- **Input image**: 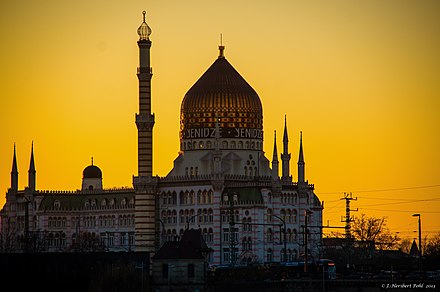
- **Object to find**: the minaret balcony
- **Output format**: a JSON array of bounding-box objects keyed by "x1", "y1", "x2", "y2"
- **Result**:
[{"x1": 137, "y1": 67, "x2": 152, "y2": 74}]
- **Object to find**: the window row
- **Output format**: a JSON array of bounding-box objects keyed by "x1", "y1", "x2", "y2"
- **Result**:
[
  {"x1": 266, "y1": 209, "x2": 298, "y2": 224},
  {"x1": 48, "y1": 217, "x2": 67, "y2": 228},
  {"x1": 161, "y1": 190, "x2": 214, "y2": 206},
  {"x1": 83, "y1": 197, "x2": 134, "y2": 209},
  {"x1": 161, "y1": 209, "x2": 215, "y2": 226},
  {"x1": 182, "y1": 140, "x2": 262, "y2": 151},
  {"x1": 70, "y1": 214, "x2": 134, "y2": 228}
]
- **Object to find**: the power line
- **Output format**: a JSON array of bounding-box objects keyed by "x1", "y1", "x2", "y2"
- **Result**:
[
  {"x1": 359, "y1": 207, "x2": 440, "y2": 214},
  {"x1": 319, "y1": 184, "x2": 440, "y2": 195},
  {"x1": 357, "y1": 196, "x2": 440, "y2": 201},
  {"x1": 360, "y1": 198, "x2": 440, "y2": 207}
]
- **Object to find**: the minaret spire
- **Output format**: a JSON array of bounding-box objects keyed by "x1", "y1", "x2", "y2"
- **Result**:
[
  {"x1": 11, "y1": 143, "x2": 18, "y2": 192},
  {"x1": 28, "y1": 141, "x2": 36, "y2": 190},
  {"x1": 271, "y1": 130, "x2": 279, "y2": 180},
  {"x1": 281, "y1": 115, "x2": 291, "y2": 183},
  {"x1": 298, "y1": 131, "x2": 305, "y2": 183}
]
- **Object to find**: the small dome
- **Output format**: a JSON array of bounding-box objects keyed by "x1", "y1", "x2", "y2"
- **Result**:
[{"x1": 83, "y1": 165, "x2": 102, "y2": 179}]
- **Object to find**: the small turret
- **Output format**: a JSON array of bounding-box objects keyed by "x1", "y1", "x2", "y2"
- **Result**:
[
  {"x1": 298, "y1": 132, "x2": 305, "y2": 183},
  {"x1": 271, "y1": 130, "x2": 279, "y2": 180},
  {"x1": 11, "y1": 144, "x2": 18, "y2": 192},
  {"x1": 28, "y1": 142, "x2": 36, "y2": 190},
  {"x1": 281, "y1": 116, "x2": 291, "y2": 183}
]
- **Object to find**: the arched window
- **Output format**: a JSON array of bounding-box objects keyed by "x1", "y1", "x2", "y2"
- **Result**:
[
  {"x1": 197, "y1": 191, "x2": 202, "y2": 204},
  {"x1": 179, "y1": 191, "x2": 184, "y2": 205},
  {"x1": 208, "y1": 190, "x2": 213, "y2": 203},
  {"x1": 172, "y1": 192, "x2": 177, "y2": 204},
  {"x1": 208, "y1": 228, "x2": 213, "y2": 242},
  {"x1": 201, "y1": 190, "x2": 207, "y2": 204},
  {"x1": 203, "y1": 209, "x2": 208, "y2": 223},
  {"x1": 179, "y1": 210, "x2": 184, "y2": 223},
  {"x1": 197, "y1": 209, "x2": 202, "y2": 224},
  {"x1": 190, "y1": 191, "x2": 195, "y2": 204},
  {"x1": 172, "y1": 210, "x2": 177, "y2": 223}
]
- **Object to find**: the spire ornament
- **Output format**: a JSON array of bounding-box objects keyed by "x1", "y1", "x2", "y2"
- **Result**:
[
  {"x1": 137, "y1": 11, "x2": 152, "y2": 41},
  {"x1": 218, "y1": 33, "x2": 225, "y2": 58}
]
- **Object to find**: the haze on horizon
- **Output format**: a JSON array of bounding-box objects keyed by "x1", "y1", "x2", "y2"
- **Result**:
[{"x1": 0, "y1": 0, "x2": 439, "y2": 239}]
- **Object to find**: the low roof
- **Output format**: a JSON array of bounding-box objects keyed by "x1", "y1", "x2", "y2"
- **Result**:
[{"x1": 153, "y1": 229, "x2": 212, "y2": 260}]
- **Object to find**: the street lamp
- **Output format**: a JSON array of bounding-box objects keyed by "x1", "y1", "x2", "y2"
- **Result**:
[
  {"x1": 412, "y1": 214, "x2": 422, "y2": 262},
  {"x1": 412, "y1": 214, "x2": 421, "y2": 257},
  {"x1": 273, "y1": 214, "x2": 287, "y2": 263}
]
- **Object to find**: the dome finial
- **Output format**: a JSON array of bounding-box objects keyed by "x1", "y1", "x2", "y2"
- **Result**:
[
  {"x1": 91, "y1": 157, "x2": 94, "y2": 166},
  {"x1": 137, "y1": 11, "x2": 152, "y2": 41},
  {"x1": 218, "y1": 33, "x2": 225, "y2": 58}
]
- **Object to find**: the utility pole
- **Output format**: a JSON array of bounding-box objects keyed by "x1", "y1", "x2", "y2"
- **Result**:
[
  {"x1": 340, "y1": 193, "x2": 358, "y2": 271},
  {"x1": 340, "y1": 193, "x2": 358, "y2": 240}
]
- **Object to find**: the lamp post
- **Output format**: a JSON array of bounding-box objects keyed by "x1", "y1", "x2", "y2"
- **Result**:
[
  {"x1": 273, "y1": 214, "x2": 287, "y2": 263},
  {"x1": 412, "y1": 214, "x2": 422, "y2": 269}
]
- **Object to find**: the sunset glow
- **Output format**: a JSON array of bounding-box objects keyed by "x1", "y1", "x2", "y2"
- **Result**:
[{"x1": 1, "y1": 0, "x2": 439, "y2": 238}]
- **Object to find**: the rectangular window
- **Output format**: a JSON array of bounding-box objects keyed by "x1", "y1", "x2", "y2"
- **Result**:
[
  {"x1": 223, "y1": 251, "x2": 230, "y2": 262},
  {"x1": 120, "y1": 233, "x2": 126, "y2": 246},
  {"x1": 188, "y1": 264, "x2": 195, "y2": 278},
  {"x1": 162, "y1": 264, "x2": 168, "y2": 278}
]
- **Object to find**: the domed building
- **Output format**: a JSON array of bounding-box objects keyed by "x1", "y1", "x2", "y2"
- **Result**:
[
  {"x1": 151, "y1": 43, "x2": 323, "y2": 265},
  {"x1": 0, "y1": 12, "x2": 323, "y2": 265}
]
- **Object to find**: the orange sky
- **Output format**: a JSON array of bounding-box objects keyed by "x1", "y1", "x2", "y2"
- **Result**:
[{"x1": 1, "y1": 0, "x2": 439, "y2": 239}]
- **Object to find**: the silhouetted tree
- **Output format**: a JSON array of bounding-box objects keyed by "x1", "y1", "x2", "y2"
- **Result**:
[
  {"x1": 425, "y1": 233, "x2": 440, "y2": 257},
  {"x1": 351, "y1": 214, "x2": 399, "y2": 250}
]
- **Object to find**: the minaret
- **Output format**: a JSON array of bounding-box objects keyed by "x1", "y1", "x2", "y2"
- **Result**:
[
  {"x1": 11, "y1": 144, "x2": 18, "y2": 192},
  {"x1": 281, "y1": 115, "x2": 291, "y2": 183},
  {"x1": 136, "y1": 11, "x2": 154, "y2": 177},
  {"x1": 298, "y1": 131, "x2": 305, "y2": 183},
  {"x1": 133, "y1": 11, "x2": 157, "y2": 254},
  {"x1": 28, "y1": 142, "x2": 36, "y2": 190},
  {"x1": 271, "y1": 130, "x2": 279, "y2": 180}
]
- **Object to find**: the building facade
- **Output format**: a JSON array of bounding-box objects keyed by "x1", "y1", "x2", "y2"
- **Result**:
[{"x1": 0, "y1": 12, "x2": 323, "y2": 265}]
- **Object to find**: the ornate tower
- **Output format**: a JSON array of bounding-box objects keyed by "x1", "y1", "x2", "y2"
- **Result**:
[
  {"x1": 11, "y1": 144, "x2": 18, "y2": 192},
  {"x1": 281, "y1": 116, "x2": 291, "y2": 183},
  {"x1": 28, "y1": 142, "x2": 36, "y2": 190},
  {"x1": 133, "y1": 11, "x2": 158, "y2": 253}
]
